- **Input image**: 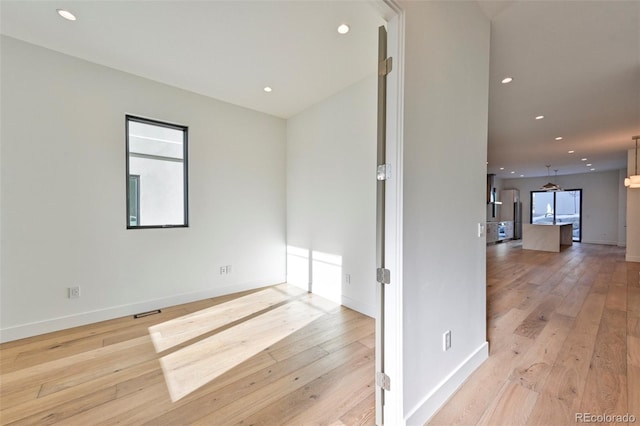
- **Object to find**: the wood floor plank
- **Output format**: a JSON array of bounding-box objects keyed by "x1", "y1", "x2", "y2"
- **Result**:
[
  {"x1": 526, "y1": 292, "x2": 606, "y2": 425},
  {"x1": 1, "y1": 285, "x2": 374, "y2": 426},
  {"x1": 189, "y1": 342, "x2": 370, "y2": 425},
  {"x1": 508, "y1": 312, "x2": 574, "y2": 392},
  {"x1": 475, "y1": 381, "x2": 538, "y2": 426},
  {"x1": 267, "y1": 310, "x2": 367, "y2": 362},
  {"x1": 240, "y1": 346, "x2": 373, "y2": 425},
  {"x1": 1, "y1": 336, "x2": 152, "y2": 401},
  {"x1": 427, "y1": 334, "x2": 534, "y2": 425},
  {"x1": 555, "y1": 274, "x2": 595, "y2": 317},
  {"x1": 148, "y1": 286, "x2": 291, "y2": 353},
  {"x1": 1, "y1": 355, "x2": 159, "y2": 423},
  {"x1": 513, "y1": 294, "x2": 563, "y2": 339},
  {"x1": 6, "y1": 387, "x2": 117, "y2": 426},
  {"x1": 281, "y1": 360, "x2": 374, "y2": 425},
  {"x1": 83, "y1": 350, "x2": 279, "y2": 426},
  {"x1": 136, "y1": 346, "x2": 326, "y2": 426},
  {"x1": 2, "y1": 244, "x2": 634, "y2": 426},
  {"x1": 338, "y1": 389, "x2": 375, "y2": 426},
  {"x1": 431, "y1": 242, "x2": 634, "y2": 426},
  {"x1": 579, "y1": 308, "x2": 628, "y2": 419},
  {"x1": 628, "y1": 364, "x2": 640, "y2": 422}
]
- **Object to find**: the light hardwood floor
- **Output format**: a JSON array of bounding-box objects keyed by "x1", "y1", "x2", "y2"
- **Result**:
[
  {"x1": 1, "y1": 242, "x2": 637, "y2": 425},
  {"x1": 430, "y1": 241, "x2": 639, "y2": 425},
  {"x1": 0, "y1": 285, "x2": 376, "y2": 425}
]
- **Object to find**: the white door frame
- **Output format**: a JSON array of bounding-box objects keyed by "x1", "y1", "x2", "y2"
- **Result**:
[{"x1": 375, "y1": 1, "x2": 404, "y2": 424}]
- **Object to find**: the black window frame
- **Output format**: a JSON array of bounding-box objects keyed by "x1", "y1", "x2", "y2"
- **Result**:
[
  {"x1": 530, "y1": 189, "x2": 582, "y2": 242},
  {"x1": 125, "y1": 115, "x2": 189, "y2": 229},
  {"x1": 128, "y1": 174, "x2": 140, "y2": 226}
]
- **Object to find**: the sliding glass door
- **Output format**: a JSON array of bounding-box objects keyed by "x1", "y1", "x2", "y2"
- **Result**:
[{"x1": 531, "y1": 189, "x2": 582, "y2": 242}]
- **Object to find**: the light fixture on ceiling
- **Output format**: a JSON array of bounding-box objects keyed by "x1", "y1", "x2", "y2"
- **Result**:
[
  {"x1": 263, "y1": 86, "x2": 272, "y2": 93},
  {"x1": 535, "y1": 115, "x2": 544, "y2": 120},
  {"x1": 501, "y1": 77, "x2": 513, "y2": 84},
  {"x1": 337, "y1": 24, "x2": 350, "y2": 34},
  {"x1": 624, "y1": 135, "x2": 640, "y2": 189},
  {"x1": 56, "y1": 9, "x2": 76, "y2": 21},
  {"x1": 555, "y1": 136, "x2": 563, "y2": 141},
  {"x1": 540, "y1": 165, "x2": 563, "y2": 191}
]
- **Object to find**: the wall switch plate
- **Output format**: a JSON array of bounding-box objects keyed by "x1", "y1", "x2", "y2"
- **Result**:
[
  {"x1": 478, "y1": 223, "x2": 485, "y2": 238},
  {"x1": 443, "y1": 330, "x2": 451, "y2": 351},
  {"x1": 226, "y1": 265, "x2": 232, "y2": 274},
  {"x1": 345, "y1": 274, "x2": 351, "y2": 284},
  {"x1": 68, "y1": 286, "x2": 80, "y2": 299}
]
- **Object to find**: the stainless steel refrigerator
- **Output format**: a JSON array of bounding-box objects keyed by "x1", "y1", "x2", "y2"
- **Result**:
[{"x1": 500, "y1": 189, "x2": 522, "y2": 240}]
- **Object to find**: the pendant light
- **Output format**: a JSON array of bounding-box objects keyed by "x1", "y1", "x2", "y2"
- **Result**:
[
  {"x1": 624, "y1": 135, "x2": 640, "y2": 189},
  {"x1": 541, "y1": 165, "x2": 563, "y2": 191}
]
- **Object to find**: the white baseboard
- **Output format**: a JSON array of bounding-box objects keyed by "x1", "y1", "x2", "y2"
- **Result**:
[
  {"x1": 626, "y1": 254, "x2": 640, "y2": 263},
  {"x1": 405, "y1": 341, "x2": 489, "y2": 426},
  {"x1": 581, "y1": 239, "x2": 618, "y2": 246},
  {"x1": 341, "y1": 295, "x2": 376, "y2": 319},
  {"x1": 0, "y1": 278, "x2": 284, "y2": 343}
]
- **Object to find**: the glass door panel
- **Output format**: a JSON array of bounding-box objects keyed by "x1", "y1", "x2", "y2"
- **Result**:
[
  {"x1": 556, "y1": 190, "x2": 581, "y2": 241},
  {"x1": 531, "y1": 191, "x2": 555, "y2": 225},
  {"x1": 530, "y1": 189, "x2": 582, "y2": 242}
]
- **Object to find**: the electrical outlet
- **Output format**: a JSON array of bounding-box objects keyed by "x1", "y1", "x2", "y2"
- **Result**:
[
  {"x1": 443, "y1": 330, "x2": 451, "y2": 351},
  {"x1": 68, "y1": 286, "x2": 80, "y2": 299},
  {"x1": 478, "y1": 223, "x2": 485, "y2": 238}
]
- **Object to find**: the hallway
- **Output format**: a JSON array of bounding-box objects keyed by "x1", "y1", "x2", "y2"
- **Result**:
[{"x1": 430, "y1": 242, "x2": 639, "y2": 425}]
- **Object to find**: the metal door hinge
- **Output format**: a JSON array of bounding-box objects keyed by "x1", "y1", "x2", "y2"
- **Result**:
[
  {"x1": 376, "y1": 372, "x2": 391, "y2": 391},
  {"x1": 377, "y1": 164, "x2": 391, "y2": 181},
  {"x1": 378, "y1": 57, "x2": 393, "y2": 76},
  {"x1": 377, "y1": 268, "x2": 391, "y2": 285}
]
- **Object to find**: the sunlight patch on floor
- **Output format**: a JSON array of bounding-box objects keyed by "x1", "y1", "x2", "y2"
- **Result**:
[
  {"x1": 152, "y1": 289, "x2": 338, "y2": 402},
  {"x1": 148, "y1": 287, "x2": 292, "y2": 353}
]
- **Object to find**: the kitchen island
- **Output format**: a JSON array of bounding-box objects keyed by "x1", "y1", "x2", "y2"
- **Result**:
[{"x1": 522, "y1": 223, "x2": 573, "y2": 252}]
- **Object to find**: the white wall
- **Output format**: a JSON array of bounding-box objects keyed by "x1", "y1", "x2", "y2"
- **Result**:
[
  {"x1": 286, "y1": 74, "x2": 377, "y2": 316},
  {"x1": 399, "y1": 1, "x2": 490, "y2": 423},
  {"x1": 627, "y1": 148, "x2": 640, "y2": 261},
  {"x1": 618, "y1": 169, "x2": 627, "y2": 247},
  {"x1": 0, "y1": 37, "x2": 287, "y2": 341},
  {"x1": 502, "y1": 169, "x2": 624, "y2": 245}
]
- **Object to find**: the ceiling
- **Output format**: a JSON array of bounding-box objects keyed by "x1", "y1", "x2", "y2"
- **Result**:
[
  {"x1": 1, "y1": 1, "x2": 639, "y2": 179},
  {"x1": 484, "y1": 0, "x2": 640, "y2": 178},
  {"x1": 0, "y1": 0, "x2": 385, "y2": 119}
]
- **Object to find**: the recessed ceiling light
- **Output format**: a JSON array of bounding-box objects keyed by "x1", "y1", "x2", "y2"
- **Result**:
[
  {"x1": 499, "y1": 167, "x2": 505, "y2": 170},
  {"x1": 535, "y1": 115, "x2": 544, "y2": 120},
  {"x1": 568, "y1": 150, "x2": 575, "y2": 154},
  {"x1": 586, "y1": 163, "x2": 592, "y2": 167},
  {"x1": 263, "y1": 86, "x2": 272, "y2": 93},
  {"x1": 581, "y1": 158, "x2": 587, "y2": 161},
  {"x1": 337, "y1": 24, "x2": 350, "y2": 34},
  {"x1": 520, "y1": 174, "x2": 524, "y2": 177},
  {"x1": 510, "y1": 171, "x2": 515, "y2": 174},
  {"x1": 590, "y1": 168, "x2": 596, "y2": 171},
  {"x1": 555, "y1": 136, "x2": 563, "y2": 141},
  {"x1": 501, "y1": 77, "x2": 513, "y2": 84},
  {"x1": 56, "y1": 9, "x2": 76, "y2": 21}
]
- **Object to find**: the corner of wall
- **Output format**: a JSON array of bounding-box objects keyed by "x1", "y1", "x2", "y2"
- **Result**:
[{"x1": 405, "y1": 342, "x2": 489, "y2": 425}]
